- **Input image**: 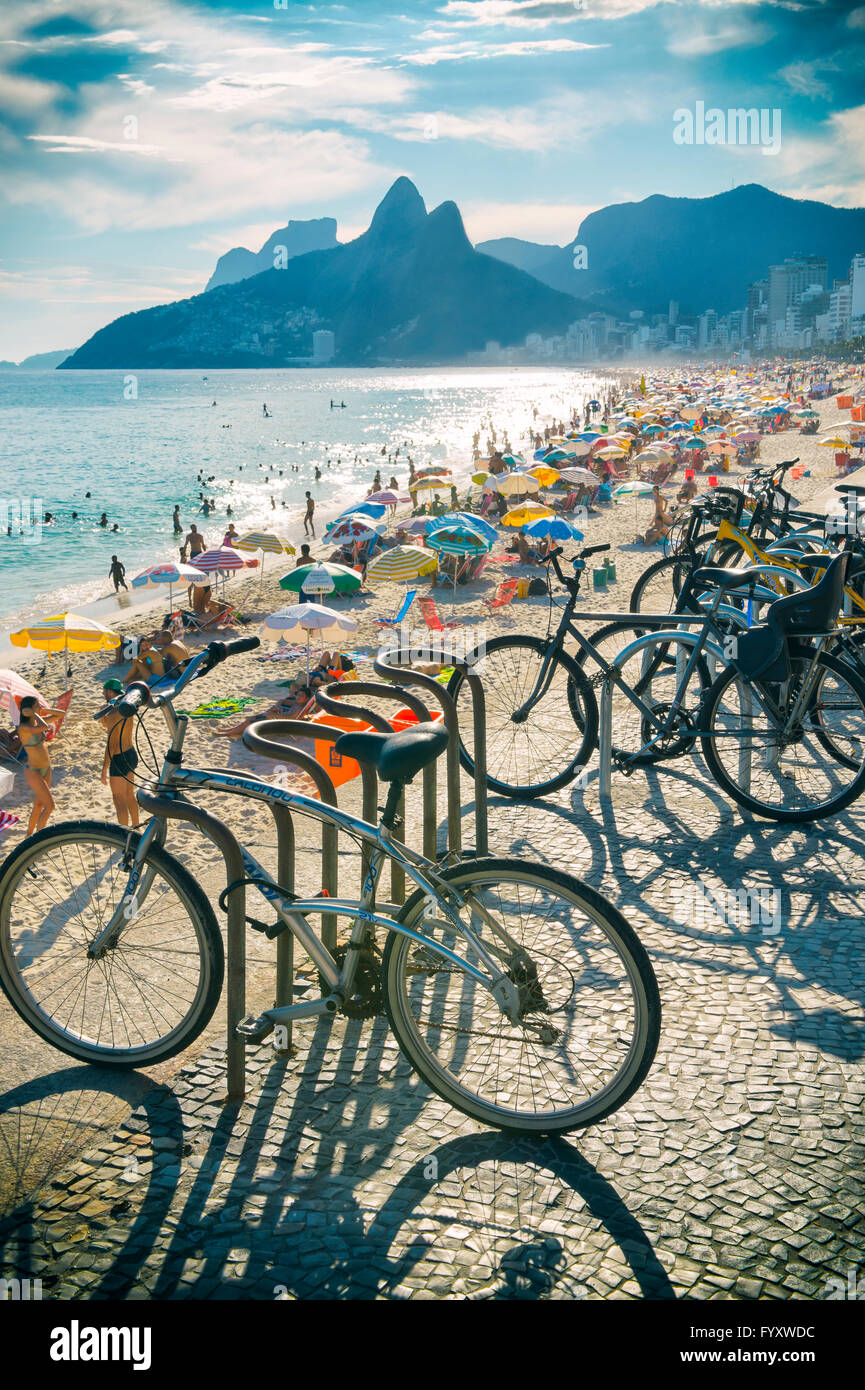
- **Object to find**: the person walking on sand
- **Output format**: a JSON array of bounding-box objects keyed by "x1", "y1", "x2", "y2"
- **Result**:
[
  {"x1": 18, "y1": 695, "x2": 64, "y2": 835},
  {"x1": 99, "y1": 678, "x2": 141, "y2": 829},
  {"x1": 304, "y1": 492, "x2": 315, "y2": 537},
  {"x1": 109, "y1": 555, "x2": 128, "y2": 592}
]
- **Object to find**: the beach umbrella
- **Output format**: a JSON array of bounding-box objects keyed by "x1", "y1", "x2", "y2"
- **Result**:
[
  {"x1": 332, "y1": 501, "x2": 386, "y2": 522},
  {"x1": 259, "y1": 603, "x2": 358, "y2": 675},
  {"x1": 131, "y1": 560, "x2": 209, "y2": 611},
  {"x1": 559, "y1": 466, "x2": 598, "y2": 486},
  {"x1": 328, "y1": 515, "x2": 381, "y2": 546},
  {"x1": 10, "y1": 614, "x2": 119, "y2": 672},
  {"x1": 365, "y1": 491, "x2": 400, "y2": 506},
  {"x1": 194, "y1": 547, "x2": 246, "y2": 573},
  {"x1": 427, "y1": 511, "x2": 498, "y2": 545},
  {"x1": 0, "y1": 669, "x2": 45, "y2": 721},
  {"x1": 497, "y1": 471, "x2": 541, "y2": 495},
  {"x1": 529, "y1": 466, "x2": 561, "y2": 487},
  {"x1": 521, "y1": 517, "x2": 584, "y2": 541},
  {"x1": 280, "y1": 562, "x2": 361, "y2": 596},
  {"x1": 732, "y1": 430, "x2": 761, "y2": 443},
  {"x1": 401, "y1": 516, "x2": 434, "y2": 534},
  {"x1": 819, "y1": 437, "x2": 850, "y2": 449},
  {"x1": 426, "y1": 524, "x2": 490, "y2": 601},
  {"x1": 231, "y1": 531, "x2": 295, "y2": 589},
  {"x1": 594, "y1": 446, "x2": 627, "y2": 459},
  {"x1": 472, "y1": 470, "x2": 493, "y2": 486},
  {"x1": 501, "y1": 504, "x2": 554, "y2": 528},
  {"x1": 367, "y1": 546, "x2": 438, "y2": 582}
]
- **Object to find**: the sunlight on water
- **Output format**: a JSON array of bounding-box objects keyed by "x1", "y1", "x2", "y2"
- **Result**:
[{"x1": 0, "y1": 366, "x2": 612, "y2": 625}]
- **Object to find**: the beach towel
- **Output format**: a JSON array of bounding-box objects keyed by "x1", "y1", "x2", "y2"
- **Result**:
[
  {"x1": 179, "y1": 697, "x2": 263, "y2": 720},
  {"x1": 0, "y1": 810, "x2": 19, "y2": 833}
]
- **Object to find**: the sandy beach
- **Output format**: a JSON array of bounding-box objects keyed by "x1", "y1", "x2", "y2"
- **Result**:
[{"x1": 0, "y1": 366, "x2": 862, "y2": 846}]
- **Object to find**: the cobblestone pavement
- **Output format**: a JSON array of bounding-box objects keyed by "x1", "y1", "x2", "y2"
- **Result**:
[{"x1": 1, "y1": 748, "x2": 864, "y2": 1300}]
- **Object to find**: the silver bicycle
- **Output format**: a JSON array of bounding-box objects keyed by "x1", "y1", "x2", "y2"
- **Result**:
[{"x1": 0, "y1": 638, "x2": 660, "y2": 1134}]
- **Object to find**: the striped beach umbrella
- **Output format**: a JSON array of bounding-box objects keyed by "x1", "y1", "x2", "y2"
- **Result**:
[
  {"x1": 232, "y1": 531, "x2": 295, "y2": 588},
  {"x1": 131, "y1": 560, "x2": 208, "y2": 612},
  {"x1": 193, "y1": 547, "x2": 246, "y2": 572},
  {"x1": 367, "y1": 546, "x2": 438, "y2": 582},
  {"x1": 10, "y1": 613, "x2": 119, "y2": 655},
  {"x1": 260, "y1": 603, "x2": 358, "y2": 674},
  {"x1": 497, "y1": 471, "x2": 541, "y2": 496},
  {"x1": 279, "y1": 562, "x2": 361, "y2": 595},
  {"x1": 427, "y1": 512, "x2": 498, "y2": 545}
]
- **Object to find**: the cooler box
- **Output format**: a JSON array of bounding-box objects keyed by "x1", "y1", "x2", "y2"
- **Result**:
[
  {"x1": 851, "y1": 406, "x2": 863, "y2": 422},
  {"x1": 310, "y1": 707, "x2": 444, "y2": 787},
  {"x1": 0, "y1": 766, "x2": 14, "y2": 801},
  {"x1": 516, "y1": 578, "x2": 531, "y2": 598},
  {"x1": 837, "y1": 395, "x2": 853, "y2": 409}
]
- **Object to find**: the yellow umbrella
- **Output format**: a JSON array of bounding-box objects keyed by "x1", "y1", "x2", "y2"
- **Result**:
[
  {"x1": 10, "y1": 613, "x2": 119, "y2": 654},
  {"x1": 529, "y1": 466, "x2": 561, "y2": 486},
  {"x1": 501, "y1": 504, "x2": 554, "y2": 527},
  {"x1": 819, "y1": 437, "x2": 849, "y2": 449}
]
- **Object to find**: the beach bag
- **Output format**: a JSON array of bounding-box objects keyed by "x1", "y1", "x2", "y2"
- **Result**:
[{"x1": 528, "y1": 578, "x2": 547, "y2": 596}]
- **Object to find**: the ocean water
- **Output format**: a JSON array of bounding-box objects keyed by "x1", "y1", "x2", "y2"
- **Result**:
[{"x1": 0, "y1": 366, "x2": 612, "y2": 628}]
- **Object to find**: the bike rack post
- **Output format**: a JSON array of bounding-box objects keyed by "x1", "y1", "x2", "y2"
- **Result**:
[
  {"x1": 436, "y1": 658, "x2": 488, "y2": 856},
  {"x1": 315, "y1": 681, "x2": 440, "y2": 897},
  {"x1": 598, "y1": 671, "x2": 614, "y2": 801},
  {"x1": 242, "y1": 721, "x2": 339, "y2": 953},
  {"x1": 137, "y1": 787, "x2": 249, "y2": 1100},
  {"x1": 374, "y1": 648, "x2": 463, "y2": 858},
  {"x1": 268, "y1": 800, "x2": 295, "y2": 1055}
]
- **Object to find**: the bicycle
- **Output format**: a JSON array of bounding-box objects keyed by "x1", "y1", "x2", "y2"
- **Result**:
[
  {"x1": 0, "y1": 637, "x2": 660, "y2": 1136},
  {"x1": 448, "y1": 545, "x2": 865, "y2": 822}
]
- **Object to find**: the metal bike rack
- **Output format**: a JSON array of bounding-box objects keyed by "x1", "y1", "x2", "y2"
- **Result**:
[{"x1": 373, "y1": 647, "x2": 467, "y2": 858}]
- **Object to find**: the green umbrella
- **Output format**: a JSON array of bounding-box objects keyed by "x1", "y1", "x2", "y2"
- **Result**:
[{"x1": 279, "y1": 562, "x2": 361, "y2": 595}]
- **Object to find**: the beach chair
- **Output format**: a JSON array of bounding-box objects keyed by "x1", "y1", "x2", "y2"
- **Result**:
[
  {"x1": 552, "y1": 491, "x2": 578, "y2": 513},
  {"x1": 483, "y1": 578, "x2": 518, "y2": 614},
  {"x1": 474, "y1": 492, "x2": 495, "y2": 517},
  {"x1": 373, "y1": 589, "x2": 417, "y2": 628},
  {"x1": 418, "y1": 597, "x2": 459, "y2": 632},
  {"x1": 181, "y1": 601, "x2": 244, "y2": 635}
]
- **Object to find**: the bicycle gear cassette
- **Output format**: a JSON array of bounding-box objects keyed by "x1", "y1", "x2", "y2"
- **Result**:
[{"x1": 321, "y1": 943, "x2": 385, "y2": 1020}]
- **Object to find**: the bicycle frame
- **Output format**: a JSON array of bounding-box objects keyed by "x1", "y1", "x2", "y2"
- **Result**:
[
  {"x1": 709, "y1": 518, "x2": 865, "y2": 622},
  {"x1": 87, "y1": 706, "x2": 528, "y2": 1028}
]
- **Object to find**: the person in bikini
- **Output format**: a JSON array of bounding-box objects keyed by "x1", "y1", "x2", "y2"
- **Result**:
[
  {"x1": 99, "y1": 678, "x2": 141, "y2": 828},
  {"x1": 637, "y1": 485, "x2": 674, "y2": 546},
  {"x1": 18, "y1": 695, "x2": 65, "y2": 835}
]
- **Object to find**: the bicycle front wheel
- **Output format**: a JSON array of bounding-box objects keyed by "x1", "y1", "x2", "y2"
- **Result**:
[
  {"x1": 448, "y1": 635, "x2": 598, "y2": 799},
  {"x1": 700, "y1": 653, "x2": 865, "y2": 822},
  {"x1": 384, "y1": 859, "x2": 660, "y2": 1134},
  {"x1": 0, "y1": 821, "x2": 224, "y2": 1066}
]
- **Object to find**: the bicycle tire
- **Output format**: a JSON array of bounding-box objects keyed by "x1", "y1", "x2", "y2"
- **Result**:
[
  {"x1": 383, "y1": 858, "x2": 661, "y2": 1135},
  {"x1": 448, "y1": 635, "x2": 598, "y2": 799},
  {"x1": 0, "y1": 821, "x2": 224, "y2": 1066},
  {"x1": 700, "y1": 652, "x2": 865, "y2": 823},
  {"x1": 629, "y1": 555, "x2": 694, "y2": 615}
]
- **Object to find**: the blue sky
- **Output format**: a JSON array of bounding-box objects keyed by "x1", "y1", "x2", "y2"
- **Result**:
[{"x1": 1, "y1": 0, "x2": 863, "y2": 358}]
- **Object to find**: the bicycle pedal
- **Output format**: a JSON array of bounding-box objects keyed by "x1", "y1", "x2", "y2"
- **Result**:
[{"x1": 235, "y1": 1014, "x2": 275, "y2": 1044}]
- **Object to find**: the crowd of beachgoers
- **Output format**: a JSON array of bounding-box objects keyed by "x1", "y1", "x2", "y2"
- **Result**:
[{"x1": 1, "y1": 356, "x2": 863, "y2": 842}]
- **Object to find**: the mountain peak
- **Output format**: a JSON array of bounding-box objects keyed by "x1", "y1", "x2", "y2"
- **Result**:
[{"x1": 367, "y1": 177, "x2": 427, "y2": 239}]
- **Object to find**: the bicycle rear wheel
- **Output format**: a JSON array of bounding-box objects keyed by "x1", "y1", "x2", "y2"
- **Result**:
[
  {"x1": 0, "y1": 821, "x2": 223, "y2": 1066},
  {"x1": 448, "y1": 635, "x2": 598, "y2": 798},
  {"x1": 384, "y1": 859, "x2": 660, "y2": 1134},
  {"x1": 700, "y1": 653, "x2": 865, "y2": 822}
]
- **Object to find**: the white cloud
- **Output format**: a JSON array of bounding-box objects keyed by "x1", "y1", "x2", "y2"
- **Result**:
[
  {"x1": 760, "y1": 104, "x2": 865, "y2": 207},
  {"x1": 28, "y1": 134, "x2": 168, "y2": 158},
  {"x1": 779, "y1": 59, "x2": 834, "y2": 101},
  {"x1": 401, "y1": 37, "x2": 605, "y2": 64},
  {"x1": 666, "y1": 17, "x2": 772, "y2": 58}
]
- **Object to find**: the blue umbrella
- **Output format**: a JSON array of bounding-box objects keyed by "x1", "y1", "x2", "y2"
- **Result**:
[
  {"x1": 521, "y1": 517, "x2": 585, "y2": 541},
  {"x1": 426, "y1": 511, "x2": 497, "y2": 545},
  {"x1": 334, "y1": 501, "x2": 385, "y2": 521}
]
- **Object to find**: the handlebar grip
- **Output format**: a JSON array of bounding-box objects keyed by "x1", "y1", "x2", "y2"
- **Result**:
[
  {"x1": 583, "y1": 543, "x2": 610, "y2": 558},
  {"x1": 223, "y1": 635, "x2": 261, "y2": 657},
  {"x1": 117, "y1": 681, "x2": 152, "y2": 718},
  {"x1": 206, "y1": 636, "x2": 262, "y2": 667}
]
